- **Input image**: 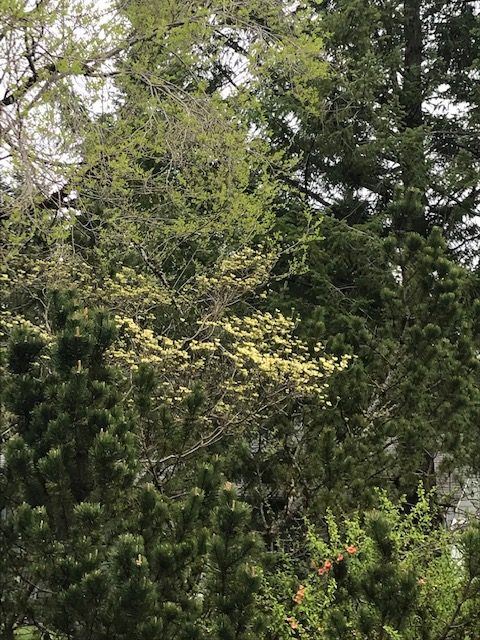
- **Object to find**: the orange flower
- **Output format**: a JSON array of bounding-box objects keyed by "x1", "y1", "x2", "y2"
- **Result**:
[
  {"x1": 293, "y1": 585, "x2": 305, "y2": 604},
  {"x1": 346, "y1": 544, "x2": 358, "y2": 555},
  {"x1": 286, "y1": 616, "x2": 299, "y2": 630},
  {"x1": 337, "y1": 553, "x2": 344, "y2": 562},
  {"x1": 318, "y1": 559, "x2": 333, "y2": 576}
]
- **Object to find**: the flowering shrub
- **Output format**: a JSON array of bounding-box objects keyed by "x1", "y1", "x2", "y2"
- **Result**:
[{"x1": 262, "y1": 488, "x2": 480, "y2": 640}]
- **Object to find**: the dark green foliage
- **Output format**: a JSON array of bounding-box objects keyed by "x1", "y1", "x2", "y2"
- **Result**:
[
  {"x1": 0, "y1": 299, "x2": 263, "y2": 640},
  {"x1": 1, "y1": 0, "x2": 480, "y2": 636},
  {"x1": 206, "y1": 484, "x2": 263, "y2": 640},
  {"x1": 234, "y1": 0, "x2": 480, "y2": 531}
]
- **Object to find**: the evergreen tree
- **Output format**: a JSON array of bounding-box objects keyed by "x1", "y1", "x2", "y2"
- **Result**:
[
  {"x1": 233, "y1": 0, "x2": 480, "y2": 528},
  {"x1": 1, "y1": 1, "x2": 480, "y2": 634},
  {"x1": 0, "y1": 294, "x2": 263, "y2": 639},
  {"x1": 254, "y1": 0, "x2": 479, "y2": 247}
]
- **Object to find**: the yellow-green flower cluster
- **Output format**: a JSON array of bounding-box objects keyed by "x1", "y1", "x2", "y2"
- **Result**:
[
  {"x1": 108, "y1": 309, "x2": 349, "y2": 413},
  {"x1": 108, "y1": 315, "x2": 189, "y2": 373},
  {"x1": 3, "y1": 254, "x2": 170, "y2": 326},
  {"x1": 194, "y1": 246, "x2": 277, "y2": 297},
  {"x1": 219, "y1": 311, "x2": 350, "y2": 399},
  {"x1": 0, "y1": 311, "x2": 51, "y2": 343},
  {"x1": 102, "y1": 267, "x2": 171, "y2": 314},
  {"x1": 2, "y1": 253, "x2": 97, "y2": 302}
]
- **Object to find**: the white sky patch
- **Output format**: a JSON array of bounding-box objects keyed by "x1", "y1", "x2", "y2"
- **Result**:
[{"x1": 424, "y1": 84, "x2": 471, "y2": 120}]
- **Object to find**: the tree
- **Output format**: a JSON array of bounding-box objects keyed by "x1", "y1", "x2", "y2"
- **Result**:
[
  {"x1": 0, "y1": 293, "x2": 265, "y2": 639},
  {"x1": 2, "y1": 1, "x2": 480, "y2": 635},
  {"x1": 1, "y1": 0, "x2": 323, "y2": 277},
  {"x1": 253, "y1": 0, "x2": 479, "y2": 246},
  {"x1": 237, "y1": 0, "x2": 480, "y2": 523}
]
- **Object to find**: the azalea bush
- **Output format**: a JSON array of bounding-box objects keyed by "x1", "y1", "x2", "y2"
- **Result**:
[{"x1": 262, "y1": 488, "x2": 480, "y2": 640}]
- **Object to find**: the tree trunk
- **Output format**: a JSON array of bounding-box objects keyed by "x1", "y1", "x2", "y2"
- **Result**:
[
  {"x1": 0, "y1": 626, "x2": 15, "y2": 640},
  {"x1": 397, "y1": 0, "x2": 427, "y2": 235},
  {"x1": 403, "y1": 0, "x2": 423, "y2": 131}
]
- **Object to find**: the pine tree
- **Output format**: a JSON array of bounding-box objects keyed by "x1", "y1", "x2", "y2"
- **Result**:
[
  {"x1": 206, "y1": 482, "x2": 263, "y2": 640},
  {"x1": 0, "y1": 293, "x2": 264, "y2": 639},
  {"x1": 234, "y1": 0, "x2": 480, "y2": 529}
]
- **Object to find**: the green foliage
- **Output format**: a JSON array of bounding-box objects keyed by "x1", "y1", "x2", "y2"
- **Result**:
[
  {"x1": 0, "y1": 299, "x2": 263, "y2": 639},
  {"x1": 1, "y1": 0, "x2": 480, "y2": 636},
  {"x1": 263, "y1": 489, "x2": 480, "y2": 640},
  {"x1": 263, "y1": 223, "x2": 480, "y2": 512}
]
